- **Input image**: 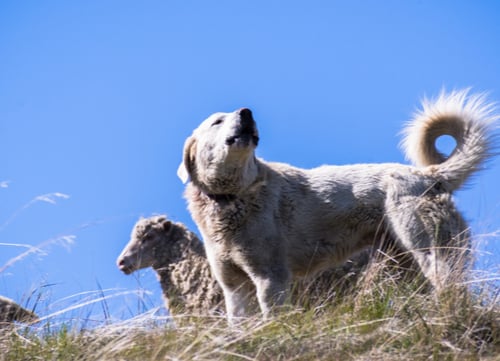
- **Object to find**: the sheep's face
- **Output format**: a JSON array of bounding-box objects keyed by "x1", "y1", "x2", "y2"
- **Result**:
[{"x1": 117, "y1": 216, "x2": 172, "y2": 274}]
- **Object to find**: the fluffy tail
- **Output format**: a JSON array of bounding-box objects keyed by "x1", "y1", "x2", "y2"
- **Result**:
[{"x1": 401, "y1": 89, "x2": 498, "y2": 191}]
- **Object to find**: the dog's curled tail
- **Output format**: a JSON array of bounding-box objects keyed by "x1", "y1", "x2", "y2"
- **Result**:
[{"x1": 401, "y1": 89, "x2": 498, "y2": 190}]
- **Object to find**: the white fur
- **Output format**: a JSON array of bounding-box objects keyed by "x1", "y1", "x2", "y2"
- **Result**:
[{"x1": 178, "y1": 91, "x2": 497, "y2": 322}]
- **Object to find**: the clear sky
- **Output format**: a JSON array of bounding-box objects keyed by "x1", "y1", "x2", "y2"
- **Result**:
[{"x1": 1, "y1": 1, "x2": 499, "y2": 326}]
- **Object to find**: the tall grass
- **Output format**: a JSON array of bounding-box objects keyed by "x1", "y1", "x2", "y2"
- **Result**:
[
  {"x1": 1, "y1": 256, "x2": 498, "y2": 361},
  {"x1": 1, "y1": 185, "x2": 498, "y2": 360}
]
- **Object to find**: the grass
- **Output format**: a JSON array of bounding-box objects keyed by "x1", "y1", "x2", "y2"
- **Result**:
[
  {"x1": 1, "y1": 261, "x2": 498, "y2": 361},
  {"x1": 1, "y1": 188, "x2": 498, "y2": 360}
]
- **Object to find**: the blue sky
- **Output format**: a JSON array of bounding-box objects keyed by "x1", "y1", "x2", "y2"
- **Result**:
[{"x1": 1, "y1": 1, "x2": 499, "y2": 325}]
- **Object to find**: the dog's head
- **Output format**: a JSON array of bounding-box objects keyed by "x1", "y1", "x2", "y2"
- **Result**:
[{"x1": 177, "y1": 108, "x2": 260, "y2": 195}]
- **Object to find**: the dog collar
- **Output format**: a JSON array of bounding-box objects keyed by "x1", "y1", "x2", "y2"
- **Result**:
[{"x1": 206, "y1": 193, "x2": 237, "y2": 202}]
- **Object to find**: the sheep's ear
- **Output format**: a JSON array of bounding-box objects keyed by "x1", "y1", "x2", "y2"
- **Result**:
[
  {"x1": 163, "y1": 220, "x2": 172, "y2": 232},
  {"x1": 177, "y1": 136, "x2": 197, "y2": 184}
]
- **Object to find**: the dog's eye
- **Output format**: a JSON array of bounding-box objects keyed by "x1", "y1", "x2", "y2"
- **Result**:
[{"x1": 211, "y1": 118, "x2": 223, "y2": 126}]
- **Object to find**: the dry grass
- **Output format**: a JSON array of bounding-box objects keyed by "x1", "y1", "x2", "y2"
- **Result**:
[
  {"x1": 1, "y1": 258, "x2": 498, "y2": 361},
  {"x1": 1, "y1": 189, "x2": 498, "y2": 360}
]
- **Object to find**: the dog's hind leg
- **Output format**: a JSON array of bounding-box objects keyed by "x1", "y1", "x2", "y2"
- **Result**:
[{"x1": 385, "y1": 194, "x2": 455, "y2": 290}]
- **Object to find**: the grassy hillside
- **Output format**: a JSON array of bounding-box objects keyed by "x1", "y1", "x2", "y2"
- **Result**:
[{"x1": 1, "y1": 262, "x2": 498, "y2": 361}]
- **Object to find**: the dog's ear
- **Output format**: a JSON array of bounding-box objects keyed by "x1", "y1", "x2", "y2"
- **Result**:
[{"x1": 177, "y1": 135, "x2": 197, "y2": 184}]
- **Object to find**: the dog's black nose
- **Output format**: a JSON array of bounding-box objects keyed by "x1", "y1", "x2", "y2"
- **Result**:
[
  {"x1": 226, "y1": 107, "x2": 258, "y2": 147},
  {"x1": 238, "y1": 108, "x2": 254, "y2": 125}
]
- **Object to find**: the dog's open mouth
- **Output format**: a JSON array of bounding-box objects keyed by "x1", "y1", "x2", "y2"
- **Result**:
[{"x1": 226, "y1": 132, "x2": 260, "y2": 147}]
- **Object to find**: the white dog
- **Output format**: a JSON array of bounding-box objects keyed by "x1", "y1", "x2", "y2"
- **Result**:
[{"x1": 178, "y1": 90, "x2": 497, "y2": 322}]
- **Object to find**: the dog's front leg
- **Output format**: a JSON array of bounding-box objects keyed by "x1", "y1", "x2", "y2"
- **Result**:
[
  {"x1": 246, "y1": 266, "x2": 290, "y2": 319},
  {"x1": 211, "y1": 260, "x2": 255, "y2": 324},
  {"x1": 222, "y1": 285, "x2": 253, "y2": 324}
]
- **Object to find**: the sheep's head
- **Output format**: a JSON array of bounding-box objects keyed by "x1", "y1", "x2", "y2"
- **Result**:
[{"x1": 117, "y1": 215, "x2": 173, "y2": 274}]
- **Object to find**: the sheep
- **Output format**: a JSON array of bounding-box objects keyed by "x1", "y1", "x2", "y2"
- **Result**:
[
  {"x1": 0, "y1": 295, "x2": 39, "y2": 326},
  {"x1": 117, "y1": 216, "x2": 225, "y2": 315},
  {"x1": 117, "y1": 215, "x2": 378, "y2": 316}
]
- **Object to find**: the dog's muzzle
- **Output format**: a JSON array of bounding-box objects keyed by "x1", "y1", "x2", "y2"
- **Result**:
[{"x1": 225, "y1": 108, "x2": 260, "y2": 147}]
